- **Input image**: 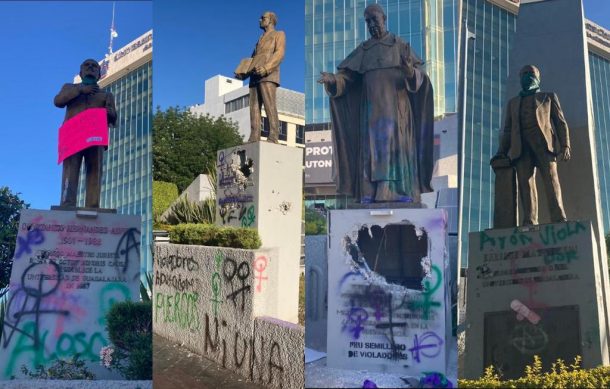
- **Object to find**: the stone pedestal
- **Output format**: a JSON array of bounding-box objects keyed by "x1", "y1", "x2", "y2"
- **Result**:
[
  {"x1": 0, "y1": 209, "x2": 141, "y2": 379},
  {"x1": 304, "y1": 235, "x2": 328, "y2": 352},
  {"x1": 326, "y1": 208, "x2": 450, "y2": 375},
  {"x1": 215, "y1": 141, "x2": 303, "y2": 323},
  {"x1": 464, "y1": 221, "x2": 608, "y2": 379},
  {"x1": 154, "y1": 243, "x2": 304, "y2": 389}
]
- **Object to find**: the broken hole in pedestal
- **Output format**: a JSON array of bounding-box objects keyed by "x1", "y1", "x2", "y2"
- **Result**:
[
  {"x1": 346, "y1": 223, "x2": 428, "y2": 290},
  {"x1": 235, "y1": 150, "x2": 254, "y2": 177}
]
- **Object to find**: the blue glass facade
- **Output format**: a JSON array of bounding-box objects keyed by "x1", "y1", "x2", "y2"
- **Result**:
[
  {"x1": 78, "y1": 61, "x2": 153, "y2": 279},
  {"x1": 590, "y1": 52, "x2": 610, "y2": 232},
  {"x1": 458, "y1": 0, "x2": 516, "y2": 267},
  {"x1": 305, "y1": 0, "x2": 458, "y2": 126}
]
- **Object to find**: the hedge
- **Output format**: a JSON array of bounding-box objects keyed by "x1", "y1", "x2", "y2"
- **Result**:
[
  {"x1": 459, "y1": 356, "x2": 610, "y2": 388},
  {"x1": 168, "y1": 223, "x2": 261, "y2": 249},
  {"x1": 105, "y1": 301, "x2": 152, "y2": 380},
  {"x1": 152, "y1": 181, "x2": 179, "y2": 220}
]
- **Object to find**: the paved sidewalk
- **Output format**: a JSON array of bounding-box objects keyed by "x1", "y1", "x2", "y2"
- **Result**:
[{"x1": 153, "y1": 334, "x2": 266, "y2": 389}]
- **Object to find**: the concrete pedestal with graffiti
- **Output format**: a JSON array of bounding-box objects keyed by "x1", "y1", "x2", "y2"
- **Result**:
[
  {"x1": 0, "y1": 209, "x2": 141, "y2": 379},
  {"x1": 215, "y1": 141, "x2": 303, "y2": 324},
  {"x1": 153, "y1": 243, "x2": 304, "y2": 389},
  {"x1": 463, "y1": 221, "x2": 609, "y2": 379},
  {"x1": 326, "y1": 208, "x2": 451, "y2": 375}
]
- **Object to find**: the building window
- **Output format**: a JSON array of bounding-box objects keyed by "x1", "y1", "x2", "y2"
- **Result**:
[
  {"x1": 296, "y1": 124, "x2": 305, "y2": 144},
  {"x1": 261, "y1": 116, "x2": 270, "y2": 138},
  {"x1": 225, "y1": 95, "x2": 249, "y2": 114},
  {"x1": 280, "y1": 121, "x2": 288, "y2": 141}
]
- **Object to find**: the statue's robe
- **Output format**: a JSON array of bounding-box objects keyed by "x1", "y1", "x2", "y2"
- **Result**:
[{"x1": 325, "y1": 32, "x2": 434, "y2": 202}]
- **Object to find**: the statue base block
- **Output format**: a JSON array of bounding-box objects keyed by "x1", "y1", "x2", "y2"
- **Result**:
[
  {"x1": 0, "y1": 208, "x2": 141, "y2": 379},
  {"x1": 326, "y1": 208, "x2": 451, "y2": 376},
  {"x1": 215, "y1": 141, "x2": 303, "y2": 323},
  {"x1": 464, "y1": 221, "x2": 609, "y2": 379}
]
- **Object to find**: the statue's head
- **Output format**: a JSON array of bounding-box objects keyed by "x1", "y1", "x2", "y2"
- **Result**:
[
  {"x1": 259, "y1": 11, "x2": 277, "y2": 29},
  {"x1": 79, "y1": 59, "x2": 101, "y2": 83},
  {"x1": 519, "y1": 64, "x2": 541, "y2": 92},
  {"x1": 364, "y1": 4, "x2": 387, "y2": 39}
]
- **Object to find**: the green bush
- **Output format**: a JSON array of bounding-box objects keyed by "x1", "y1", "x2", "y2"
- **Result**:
[
  {"x1": 20, "y1": 355, "x2": 94, "y2": 380},
  {"x1": 305, "y1": 207, "x2": 327, "y2": 235},
  {"x1": 152, "y1": 181, "x2": 179, "y2": 221},
  {"x1": 105, "y1": 301, "x2": 152, "y2": 380},
  {"x1": 459, "y1": 355, "x2": 610, "y2": 388},
  {"x1": 169, "y1": 223, "x2": 261, "y2": 249}
]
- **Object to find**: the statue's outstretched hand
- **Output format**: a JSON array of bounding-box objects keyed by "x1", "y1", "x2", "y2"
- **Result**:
[
  {"x1": 560, "y1": 146, "x2": 571, "y2": 161},
  {"x1": 317, "y1": 72, "x2": 336, "y2": 86}
]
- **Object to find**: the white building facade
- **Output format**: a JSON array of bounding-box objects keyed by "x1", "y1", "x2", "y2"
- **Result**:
[{"x1": 190, "y1": 75, "x2": 305, "y2": 147}]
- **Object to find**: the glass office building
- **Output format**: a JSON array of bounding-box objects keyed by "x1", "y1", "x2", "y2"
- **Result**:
[
  {"x1": 590, "y1": 51, "x2": 610, "y2": 232},
  {"x1": 77, "y1": 31, "x2": 153, "y2": 279},
  {"x1": 458, "y1": 2, "x2": 610, "y2": 268},
  {"x1": 458, "y1": 0, "x2": 516, "y2": 267}
]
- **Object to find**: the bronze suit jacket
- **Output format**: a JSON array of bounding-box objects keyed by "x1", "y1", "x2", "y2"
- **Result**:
[
  {"x1": 54, "y1": 83, "x2": 117, "y2": 127},
  {"x1": 249, "y1": 30, "x2": 286, "y2": 87},
  {"x1": 498, "y1": 92, "x2": 570, "y2": 161}
]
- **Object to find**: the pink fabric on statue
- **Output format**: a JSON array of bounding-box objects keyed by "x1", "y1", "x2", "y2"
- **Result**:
[{"x1": 57, "y1": 108, "x2": 108, "y2": 164}]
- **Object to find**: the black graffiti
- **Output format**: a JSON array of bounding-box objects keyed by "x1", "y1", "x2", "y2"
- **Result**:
[
  {"x1": 202, "y1": 313, "x2": 285, "y2": 385},
  {"x1": 2, "y1": 261, "x2": 70, "y2": 349},
  {"x1": 114, "y1": 228, "x2": 140, "y2": 273},
  {"x1": 157, "y1": 255, "x2": 200, "y2": 272},
  {"x1": 374, "y1": 293, "x2": 407, "y2": 360},
  {"x1": 268, "y1": 341, "x2": 284, "y2": 385},
  {"x1": 223, "y1": 258, "x2": 251, "y2": 312},
  {"x1": 155, "y1": 271, "x2": 196, "y2": 292},
  {"x1": 219, "y1": 206, "x2": 239, "y2": 225}
]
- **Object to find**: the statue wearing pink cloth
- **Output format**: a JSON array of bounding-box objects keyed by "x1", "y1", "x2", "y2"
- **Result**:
[{"x1": 54, "y1": 59, "x2": 117, "y2": 208}]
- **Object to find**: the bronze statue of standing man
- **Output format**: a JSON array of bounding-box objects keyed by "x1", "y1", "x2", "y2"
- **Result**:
[
  {"x1": 235, "y1": 11, "x2": 285, "y2": 143},
  {"x1": 493, "y1": 65, "x2": 570, "y2": 225},
  {"x1": 54, "y1": 59, "x2": 117, "y2": 208}
]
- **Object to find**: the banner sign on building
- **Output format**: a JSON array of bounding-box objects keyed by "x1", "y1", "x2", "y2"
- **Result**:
[{"x1": 304, "y1": 140, "x2": 333, "y2": 184}]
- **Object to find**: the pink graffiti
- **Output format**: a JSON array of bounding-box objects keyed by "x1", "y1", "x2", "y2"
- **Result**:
[
  {"x1": 510, "y1": 299, "x2": 541, "y2": 324},
  {"x1": 508, "y1": 242, "x2": 549, "y2": 312},
  {"x1": 254, "y1": 255, "x2": 268, "y2": 292}
]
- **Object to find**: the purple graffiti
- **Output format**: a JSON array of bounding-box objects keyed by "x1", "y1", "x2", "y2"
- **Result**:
[
  {"x1": 408, "y1": 331, "x2": 443, "y2": 363},
  {"x1": 14, "y1": 228, "x2": 45, "y2": 259},
  {"x1": 347, "y1": 306, "x2": 368, "y2": 339},
  {"x1": 419, "y1": 372, "x2": 453, "y2": 388}
]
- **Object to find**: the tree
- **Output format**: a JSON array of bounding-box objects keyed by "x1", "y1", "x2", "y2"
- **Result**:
[
  {"x1": 153, "y1": 107, "x2": 243, "y2": 192},
  {"x1": 0, "y1": 187, "x2": 29, "y2": 288}
]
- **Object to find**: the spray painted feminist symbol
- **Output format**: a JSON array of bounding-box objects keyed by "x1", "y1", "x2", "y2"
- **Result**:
[
  {"x1": 223, "y1": 258, "x2": 251, "y2": 312},
  {"x1": 510, "y1": 323, "x2": 548, "y2": 354},
  {"x1": 14, "y1": 228, "x2": 45, "y2": 260},
  {"x1": 114, "y1": 228, "x2": 140, "y2": 273},
  {"x1": 210, "y1": 252, "x2": 223, "y2": 316},
  {"x1": 253, "y1": 255, "x2": 268, "y2": 292},
  {"x1": 2, "y1": 261, "x2": 70, "y2": 349},
  {"x1": 409, "y1": 265, "x2": 442, "y2": 320},
  {"x1": 408, "y1": 331, "x2": 444, "y2": 363},
  {"x1": 346, "y1": 304, "x2": 368, "y2": 339}
]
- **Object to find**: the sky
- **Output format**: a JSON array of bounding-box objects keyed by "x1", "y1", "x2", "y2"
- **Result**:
[
  {"x1": 153, "y1": 0, "x2": 305, "y2": 109},
  {"x1": 0, "y1": 0, "x2": 608, "y2": 209},
  {"x1": 0, "y1": 1, "x2": 152, "y2": 209}
]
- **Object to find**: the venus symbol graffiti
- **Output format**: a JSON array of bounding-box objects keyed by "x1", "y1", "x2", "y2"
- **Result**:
[{"x1": 0, "y1": 209, "x2": 141, "y2": 379}]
